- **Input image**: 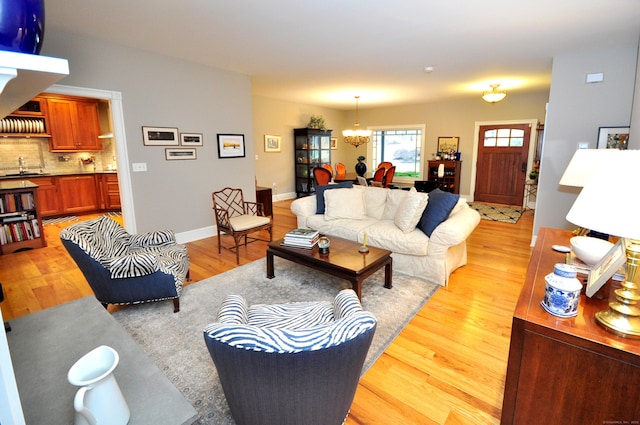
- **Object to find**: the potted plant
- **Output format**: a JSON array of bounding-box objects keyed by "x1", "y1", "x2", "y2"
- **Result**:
[
  {"x1": 529, "y1": 170, "x2": 539, "y2": 181},
  {"x1": 355, "y1": 156, "x2": 367, "y2": 176},
  {"x1": 307, "y1": 115, "x2": 326, "y2": 130}
]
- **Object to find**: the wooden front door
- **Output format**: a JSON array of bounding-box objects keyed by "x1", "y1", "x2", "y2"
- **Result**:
[{"x1": 474, "y1": 123, "x2": 531, "y2": 205}]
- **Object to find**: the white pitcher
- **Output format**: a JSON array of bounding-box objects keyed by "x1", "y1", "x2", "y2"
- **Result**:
[{"x1": 67, "y1": 345, "x2": 130, "y2": 425}]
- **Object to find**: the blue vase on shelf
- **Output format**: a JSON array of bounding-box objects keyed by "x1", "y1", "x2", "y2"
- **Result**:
[{"x1": 0, "y1": 0, "x2": 45, "y2": 54}]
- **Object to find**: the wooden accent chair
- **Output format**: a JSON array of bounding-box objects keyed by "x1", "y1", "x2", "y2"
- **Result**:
[
  {"x1": 212, "y1": 187, "x2": 272, "y2": 264},
  {"x1": 335, "y1": 162, "x2": 347, "y2": 180},
  {"x1": 313, "y1": 167, "x2": 332, "y2": 186},
  {"x1": 383, "y1": 166, "x2": 396, "y2": 188}
]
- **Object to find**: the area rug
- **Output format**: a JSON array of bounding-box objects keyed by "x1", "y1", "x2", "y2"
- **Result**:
[
  {"x1": 468, "y1": 202, "x2": 523, "y2": 224},
  {"x1": 42, "y1": 215, "x2": 80, "y2": 225},
  {"x1": 112, "y1": 257, "x2": 438, "y2": 425}
]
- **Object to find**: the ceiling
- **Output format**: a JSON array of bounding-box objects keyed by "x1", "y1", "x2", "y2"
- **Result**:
[{"x1": 46, "y1": 0, "x2": 640, "y2": 109}]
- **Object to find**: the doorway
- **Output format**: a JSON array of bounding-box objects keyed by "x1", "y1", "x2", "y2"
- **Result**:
[{"x1": 473, "y1": 122, "x2": 533, "y2": 206}]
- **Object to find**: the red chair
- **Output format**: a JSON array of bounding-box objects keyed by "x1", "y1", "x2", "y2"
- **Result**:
[
  {"x1": 335, "y1": 163, "x2": 347, "y2": 180},
  {"x1": 383, "y1": 166, "x2": 396, "y2": 188},
  {"x1": 377, "y1": 161, "x2": 393, "y2": 171},
  {"x1": 322, "y1": 163, "x2": 333, "y2": 177},
  {"x1": 371, "y1": 167, "x2": 386, "y2": 187},
  {"x1": 313, "y1": 167, "x2": 332, "y2": 186}
]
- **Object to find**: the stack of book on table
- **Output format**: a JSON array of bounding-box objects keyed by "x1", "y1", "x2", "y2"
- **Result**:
[{"x1": 283, "y1": 228, "x2": 320, "y2": 249}]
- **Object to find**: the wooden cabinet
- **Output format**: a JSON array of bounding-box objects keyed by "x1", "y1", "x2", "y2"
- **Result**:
[
  {"x1": 28, "y1": 176, "x2": 61, "y2": 216},
  {"x1": 58, "y1": 175, "x2": 99, "y2": 213},
  {"x1": 427, "y1": 160, "x2": 461, "y2": 194},
  {"x1": 98, "y1": 173, "x2": 121, "y2": 210},
  {"x1": 46, "y1": 96, "x2": 102, "y2": 152},
  {"x1": 256, "y1": 186, "x2": 273, "y2": 218},
  {"x1": 0, "y1": 181, "x2": 46, "y2": 254},
  {"x1": 294, "y1": 128, "x2": 332, "y2": 197},
  {"x1": 501, "y1": 227, "x2": 640, "y2": 425},
  {"x1": 0, "y1": 96, "x2": 50, "y2": 137}
]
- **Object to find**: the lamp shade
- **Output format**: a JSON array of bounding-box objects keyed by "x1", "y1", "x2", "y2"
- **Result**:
[
  {"x1": 565, "y1": 150, "x2": 640, "y2": 240},
  {"x1": 560, "y1": 149, "x2": 628, "y2": 187}
]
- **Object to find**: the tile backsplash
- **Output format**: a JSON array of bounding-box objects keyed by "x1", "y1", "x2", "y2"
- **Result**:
[{"x1": 0, "y1": 137, "x2": 117, "y2": 174}]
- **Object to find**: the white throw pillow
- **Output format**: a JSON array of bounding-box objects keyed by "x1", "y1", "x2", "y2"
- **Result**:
[
  {"x1": 382, "y1": 189, "x2": 409, "y2": 220},
  {"x1": 394, "y1": 188, "x2": 429, "y2": 233},
  {"x1": 324, "y1": 188, "x2": 367, "y2": 220}
]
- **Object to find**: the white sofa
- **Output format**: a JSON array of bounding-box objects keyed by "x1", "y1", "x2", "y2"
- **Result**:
[{"x1": 290, "y1": 185, "x2": 480, "y2": 286}]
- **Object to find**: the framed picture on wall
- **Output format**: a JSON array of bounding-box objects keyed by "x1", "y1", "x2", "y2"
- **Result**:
[
  {"x1": 217, "y1": 134, "x2": 246, "y2": 158},
  {"x1": 165, "y1": 148, "x2": 197, "y2": 160},
  {"x1": 330, "y1": 137, "x2": 338, "y2": 149},
  {"x1": 264, "y1": 134, "x2": 281, "y2": 152},
  {"x1": 597, "y1": 126, "x2": 629, "y2": 149},
  {"x1": 180, "y1": 132, "x2": 203, "y2": 146},
  {"x1": 437, "y1": 136, "x2": 459, "y2": 153},
  {"x1": 142, "y1": 126, "x2": 179, "y2": 146}
]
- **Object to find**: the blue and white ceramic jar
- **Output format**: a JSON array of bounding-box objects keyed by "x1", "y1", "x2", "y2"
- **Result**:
[{"x1": 541, "y1": 263, "x2": 582, "y2": 318}]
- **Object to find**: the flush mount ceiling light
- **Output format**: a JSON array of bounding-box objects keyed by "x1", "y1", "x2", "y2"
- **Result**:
[
  {"x1": 482, "y1": 84, "x2": 507, "y2": 103},
  {"x1": 343, "y1": 95, "x2": 371, "y2": 148}
]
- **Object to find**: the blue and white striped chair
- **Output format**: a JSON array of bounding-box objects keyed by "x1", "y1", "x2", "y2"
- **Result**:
[
  {"x1": 60, "y1": 216, "x2": 190, "y2": 312},
  {"x1": 204, "y1": 289, "x2": 376, "y2": 425}
]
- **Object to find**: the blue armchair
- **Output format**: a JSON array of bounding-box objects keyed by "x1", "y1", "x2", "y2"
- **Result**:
[
  {"x1": 60, "y1": 216, "x2": 190, "y2": 313},
  {"x1": 204, "y1": 289, "x2": 376, "y2": 425}
]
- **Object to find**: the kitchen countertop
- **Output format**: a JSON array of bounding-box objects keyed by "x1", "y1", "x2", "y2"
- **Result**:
[{"x1": 0, "y1": 170, "x2": 117, "y2": 180}]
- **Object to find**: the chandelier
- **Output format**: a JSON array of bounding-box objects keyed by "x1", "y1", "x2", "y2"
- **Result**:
[
  {"x1": 343, "y1": 96, "x2": 371, "y2": 147},
  {"x1": 482, "y1": 84, "x2": 507, "y2": 103}
]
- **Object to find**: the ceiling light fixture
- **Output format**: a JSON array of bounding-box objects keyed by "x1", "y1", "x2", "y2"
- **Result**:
[
  {"x1": 343, "y1": 95, "x2": 371, "y2": 148},
  {"x1": 482, "y1": 84, "x2": 507, "y2": 103}
]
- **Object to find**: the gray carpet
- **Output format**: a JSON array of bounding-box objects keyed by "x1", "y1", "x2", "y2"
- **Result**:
[{"x1": 112, "y1": 257, "x2": 438, "y2": 424}]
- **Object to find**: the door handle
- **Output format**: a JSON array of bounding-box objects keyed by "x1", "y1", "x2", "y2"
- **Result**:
[{"x1": 522, "y1": 162, "x2": 526, "y2": 173}]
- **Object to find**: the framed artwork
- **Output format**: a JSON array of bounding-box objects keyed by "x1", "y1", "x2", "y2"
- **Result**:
[
  {"x1": 437, "y1": 136, "x2": 459, "y2": 153},
  {"x1": 165, "y1": 148, "x2": 197, "y2": 160},
  {"x1": 142, "y1": 126, "x2": 179, "y2": 146},
  {"x1": 217, "y1": 134, "x2": 245, "y2": 158},
  {"x1": 597, "y1": 126, "x2": 629, "y2": 149},
  {"x1": 586, "y1": 238, "x2": 628, "y2": 297},
  {"x1": 330, "y1": 137, "x2": 338, "y2": 150},
  {"x1": 264, "y1": 134, "x2": 281, "y2": 152},
  {"x1": 180, "y1": 132, "x2": 203, "y2": 146}
]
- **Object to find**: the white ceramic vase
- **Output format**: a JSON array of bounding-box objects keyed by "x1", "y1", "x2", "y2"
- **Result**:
[{"x1": 67, "y1": 345, "x2": 130, "y2": 425}]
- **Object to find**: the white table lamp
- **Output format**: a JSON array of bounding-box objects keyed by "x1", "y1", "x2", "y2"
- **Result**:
[{"x1": 565, "y1": 149, "x2": 640, "y2": 338}]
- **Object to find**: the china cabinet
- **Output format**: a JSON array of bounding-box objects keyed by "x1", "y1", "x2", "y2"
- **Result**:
[{"x1": 294, "y1": 128, "x2": 332, "y2": 197}]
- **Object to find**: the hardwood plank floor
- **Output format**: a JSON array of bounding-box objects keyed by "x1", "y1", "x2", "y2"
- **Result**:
[{"x1": 0, "y1": 200, "x2": 534, "y2": 424}]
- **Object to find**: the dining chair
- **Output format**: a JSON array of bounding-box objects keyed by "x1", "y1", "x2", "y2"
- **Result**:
[
  {"x1": 383, "y1": 166, "x2": 396, "y2": 188},
  {"x1": 313, "y1": 167, "x2": 332, "y2": 186},
  {"x1": 335, "y1": 162, "x2": 347, "y2": 180},
  {"x1": 372, "y1": 167, "x2": 386, "y2": 186},
  {"x1": 377, "y1": 161, "x2": 393, "y2": 171},
  {"x1": 356, "y1": 176, "x2": 368, "y2": 186},
  {"x1": 322, "y1": 163, "x2": 333, "y2": 177}
]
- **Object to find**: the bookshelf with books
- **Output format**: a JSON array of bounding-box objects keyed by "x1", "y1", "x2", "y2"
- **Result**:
[
  {"x1": 0, "y1": 180, "x2": 46, "y2": 254},
  {"x1": 282, "y1": 228, "x2": 320, "y2": 249}
]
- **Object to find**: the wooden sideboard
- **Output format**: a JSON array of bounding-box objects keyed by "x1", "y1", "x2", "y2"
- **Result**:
[{"x1": 501, "y1": 227, "x2": 640, "y2": 424}]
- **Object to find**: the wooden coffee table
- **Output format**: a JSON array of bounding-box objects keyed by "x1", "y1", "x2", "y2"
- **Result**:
[{"x1": 266, "y1": 235, "x2": 392, "y2": 300}]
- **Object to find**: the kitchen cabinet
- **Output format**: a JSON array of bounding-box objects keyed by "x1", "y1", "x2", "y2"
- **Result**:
[
  {"x1": 0, "y1": 96, "x2": 50, "y2": 137},
  {"x1": 27, "y1": 176, "x2": 61, "y2": 216},
  {"x1": 98, "y1": 173, "x2": 121, "y2": 210},
  {"x1": 58, "y1": 175, "x2": 99, "y2": 213},
  {"x1": 46, "y1": 96, "x2": 102, "y2": 152}
]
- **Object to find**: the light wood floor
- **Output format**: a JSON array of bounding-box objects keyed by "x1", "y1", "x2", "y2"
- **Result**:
[{"x1": 0, "y1": 200, "x2": 534, "y2": 424}]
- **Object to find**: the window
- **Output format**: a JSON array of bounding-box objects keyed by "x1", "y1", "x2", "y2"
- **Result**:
[
  {"x1": 371, "y1": 126, "x2": 424, "y2": 179},
  {"x1": 483, "y1": 128, "x2": 524, "y2": 147}
]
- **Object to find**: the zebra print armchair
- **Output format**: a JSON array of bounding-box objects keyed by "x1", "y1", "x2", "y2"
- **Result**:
[
  {"x1": 204, "y1": 289, "x2": 376, "y2": 425},
  {"x1": 60, "y1": 216, "x2": 190, "y2": 313}
]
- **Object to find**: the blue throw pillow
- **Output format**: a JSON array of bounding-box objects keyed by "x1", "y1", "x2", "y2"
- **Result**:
[
  {"x1": 417, "y1": 189, "x2": 460, "y2": 237},
  {"x1": 315, "y1": 182, "x2": 354, "y2": 214}
]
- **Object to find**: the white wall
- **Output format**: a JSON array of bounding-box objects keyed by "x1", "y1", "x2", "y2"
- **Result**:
[
  {"x1": 533, "y1": 45, "x2": 638, "y2": 238},
  {"x1": 41, "y1": 31, "x2": 255, "y2": 236}
]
